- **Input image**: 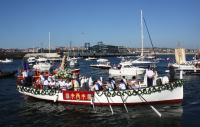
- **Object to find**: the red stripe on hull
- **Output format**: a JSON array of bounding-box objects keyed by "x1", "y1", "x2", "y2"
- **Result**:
[{"x1": 24, "y1": 94, "x2": 182, "y2": 106}]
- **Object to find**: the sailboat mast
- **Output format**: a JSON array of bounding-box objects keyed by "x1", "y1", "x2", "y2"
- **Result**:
[
  {"x1": 141, "y1": 10, "x2": 143, "y2": 56},
  {"x1": 49, "y1": 32, "x2": 50, "y2": 54}
]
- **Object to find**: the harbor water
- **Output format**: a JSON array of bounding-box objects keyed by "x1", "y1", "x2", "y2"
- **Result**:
[{"x1": 0, "y1": 55, "x2": 200, "y2": 126}]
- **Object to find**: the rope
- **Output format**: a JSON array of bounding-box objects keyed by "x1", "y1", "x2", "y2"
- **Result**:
[{"x1": 143, "y1": 17, "x2": 157, "y2": 60}]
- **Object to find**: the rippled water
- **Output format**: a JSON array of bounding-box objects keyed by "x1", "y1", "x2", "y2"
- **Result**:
[{"x1": 0, "y1": 55, "x2": 200, "y2": 126}]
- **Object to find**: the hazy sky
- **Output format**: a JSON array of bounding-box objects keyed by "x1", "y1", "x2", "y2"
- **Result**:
[{"x1": 0, "y1": 0, "x2": 200, "y2": 49}]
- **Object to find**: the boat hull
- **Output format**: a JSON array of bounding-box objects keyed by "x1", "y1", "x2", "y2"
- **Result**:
[
  {"x1": 0, "y1": 70, "x2": 18, "y2": 77},
  {"x1": 16, "y1": 79, "x2": 184, "y2": 105},
  {"x1": 90, "y1": 65, "x2": 111, "y2": 69},
  {"x1": 109, "y1": 68, "x2": 145, "y2": 75}
]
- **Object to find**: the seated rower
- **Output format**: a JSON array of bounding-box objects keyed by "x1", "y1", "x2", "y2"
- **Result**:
[
  {"x1": 43, "y1": 77, "x2": 49, "y2": 89},
  {"x1": 116, "y1": 80, "x2": 126, "y2": 90},
  {"x1": 35, "y1": 77, "x2": 43, "y2": 89},
  {"x1": 127, "y1": 76, "x2": 139, "y2": 89},
  {"x1": 97, "y1": 79, "x2": 103, "y2": 90},
  {"x1": 103, "y1": 81, "x2": 113, "y2": 90},
  {"x1": 49, "y1": 79, "x2": 56, "y2": 89},
  {"x1": 65, "y1": 79, "x2": 72, "y2": 90},
  {"x1": 58, "y1": 79, "x2": 66, "y2": 90},
  {"x1": 90, "y1": 81, "x2": 100, "y2": 91}
]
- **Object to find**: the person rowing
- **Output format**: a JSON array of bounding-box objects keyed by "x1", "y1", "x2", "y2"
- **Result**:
[{"x1": 127, "y1": 76, "x2": 139, "y2": 89}]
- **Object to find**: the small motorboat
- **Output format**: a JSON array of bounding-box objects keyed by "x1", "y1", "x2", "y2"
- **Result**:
[
  {"x1": 70, "y1": 59, "x2": 79, "y2": 66},
  {"x1": 90, "y1": 58, "x2": 111, "y2": 69},
  {"x1": 27, "y1": 56, "x2": 36, "y2": 66},
  {"x1": 85, "y1": 57, "x2": 97, "y2": 60},
  {"x1": 1, "y1": 58, "x2": 13, "y2": 63},
  {"x1": 0, "y1": 70, "x2": 17, "y2": 77},
  {"x1": 33, "y1": 57, "x2": 53, "y2": 70}
]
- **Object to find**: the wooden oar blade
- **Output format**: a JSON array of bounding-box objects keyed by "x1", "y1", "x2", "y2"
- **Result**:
[{"x1": 150, "y1": 105, "x2": 162, "y2": 117}]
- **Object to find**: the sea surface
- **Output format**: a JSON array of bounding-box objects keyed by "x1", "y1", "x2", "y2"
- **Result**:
[{"x1": 0, "y1": 55, "x2": 200, "y2": 127}]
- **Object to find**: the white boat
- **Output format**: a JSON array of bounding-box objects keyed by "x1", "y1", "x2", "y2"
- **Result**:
[
  {"x1": 90, "y1": 58, "x2": 111, "y2": 69},
  {"x1": 85, "y1": 57, "x2": 97, "y2": 60},
  {"x1": 1, "y1": 58, "x2": 13, "y2": 63},
  {"x1": 168, "y1": 47, "x2": 200, "y2": 74},
  {"x1": 0, "y1": 60, "x2": 2, "y2": 62},
  {"x1": 109, "y1": 63, "x2": 146, "y2": 75},
  {"x1": 48, "y1": 58, "x2": 62, "y2": 62},
  {"x1": 70, "y1": 59, "x2": 79, "y2": 66},
  {"x1": 16, "y1": 74, "x2": 184, "y2": 106},
  {"x1": 27, "y1": 56, "x2": 36, "y2": 66},
  {"x1": 33, "y1": 57, "x2": 53, "y2": 70}
]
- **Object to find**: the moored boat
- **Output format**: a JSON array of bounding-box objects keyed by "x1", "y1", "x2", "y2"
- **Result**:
[
  {"x1": 1, "y1": 58, "x2": 13, "y2": 63},
  {"x1": 0, "y1": 70, "x2": 17, "y2": 77},
  {"x1": 90, "y1": 58, "x2": 111, "y2": 69}
]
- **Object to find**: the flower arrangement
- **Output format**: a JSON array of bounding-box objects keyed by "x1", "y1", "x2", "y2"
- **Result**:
[{"x1": 55, "y1": 67, "x2": 72, "y2": 78}]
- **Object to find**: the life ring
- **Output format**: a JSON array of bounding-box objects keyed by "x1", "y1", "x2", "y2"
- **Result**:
[{"x1": 20, "y1": 70, "x2": 22, "y2": 73}]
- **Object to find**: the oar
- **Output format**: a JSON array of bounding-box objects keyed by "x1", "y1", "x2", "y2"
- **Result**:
[
  {"x1": 104, "y1": 90, "x2": 114, "y2": 115},
  {"x1": 118, "y1": 89, "x2": 128, "y2": 113},
  {"x1": 132, "y1": 88, "x2": 162, "y2": 117},
  {"x1": 90, "y1": 91, "x2": 96, "y2": 111}
]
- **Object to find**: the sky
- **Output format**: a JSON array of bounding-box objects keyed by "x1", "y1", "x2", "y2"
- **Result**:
[{"x1": 0, "y1": 0, "x2": 200, "y2": 49}]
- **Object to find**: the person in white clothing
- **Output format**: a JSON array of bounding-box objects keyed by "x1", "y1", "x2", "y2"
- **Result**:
[
  {"x1": 65, "y1": 79, "x2": 72, "y2": 90},
  {"x1": 152, "y1": 68, "x2": 158, "y2": 86},
  {"x1": 145, "y1": 66, "x2": 154, "y2": 87},
  {"x1": 90, "y1": 81, "x2": 99, "y2": 91},
  {"x1": 117, "y1": 80, "x2": 126, "y2": 90},
  {"x1": 84, "y1": 76, "x2": 88, "y2": 87},
  {"x1": 74, "y1": 78, "x2": 80, "y2": 91},
  {"x1": 43, "y1": 77, "x2": 49, "y2": 89},
  {"x1": 88, "y1": 75, "x2": 93, "y2": 86},
  {"x1": 22, "y1": 69, "x2": 28, "y2": 86},
  {"x1": 47, "y1": 73, "x2": 52, "y2": 82},
  {"x1": 128, "y1": 76, "x2": 139, "y2": 89},
  {"x1": 58, "y1": 79, "x2": 66, "y2": 90},
  {"x1": 49, "y1": 79, "x2": 56, "y2": 89},
  {"x1": 39, "y1": 73, "x2": 45, "y2": 82},
  {"x1": 97, "y1": 79, "x2": 102, "y2": 90}
]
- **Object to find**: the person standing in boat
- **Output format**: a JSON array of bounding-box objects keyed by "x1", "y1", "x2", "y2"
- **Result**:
[
  {"x1": 169, "y1": 63, "x2": 175, "y2": 82},
  {"x1": 27, "y1": 68, "x2": 33, "y2": 86},
  {"x1": 43, "y1": 77, "x2": 49, "y2": 89},
  {"x1": 74, "y1": 77, "x2": 80, "y2": 91},
  {"x1": 145, "y1": 65, "x2": 154, "y2": 87},
  {"x1": 39, "y1": 72, "x2": 45, "y2": 82},
  {"x1": 152, "y1": 68, "x2": 158, "y2": 86},
  {"x1": 89, "y1": 75, "x2": 93, "y2": 86},
  {"x1": 22, "y1": 69, "x2": 28, "y2": 86}
]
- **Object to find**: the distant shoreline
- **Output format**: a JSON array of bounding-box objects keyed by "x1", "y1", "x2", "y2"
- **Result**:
[{"x1": 0, "y1": 52, "x2": 196, "y2": 59}]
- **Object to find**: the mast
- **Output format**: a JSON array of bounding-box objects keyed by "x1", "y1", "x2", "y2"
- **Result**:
[
  {"x1": 141, "y1": 10, "x2": 143, "y2": 57},
  {"x1": 49, "y1": 32, "x2": 50, "y2": 54}
]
